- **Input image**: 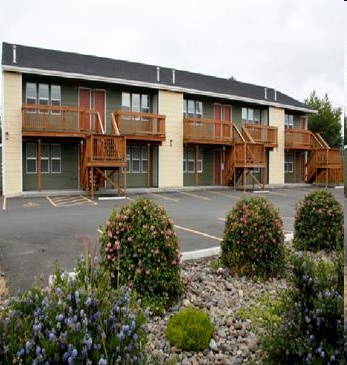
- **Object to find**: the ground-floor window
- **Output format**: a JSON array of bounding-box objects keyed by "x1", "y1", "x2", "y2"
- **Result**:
[
  {"x1": 285, "y1": 152, "x2": 293, "y2": 173},
  {"x1": 183, "y1": 147, "x2": 203, "y2": 173},
  {"x1": 126, "y1": 145, "x2": 148, "y2": 173},
  {"x1": 25, "y1": 142, "x2": 61, "y2": 174}
]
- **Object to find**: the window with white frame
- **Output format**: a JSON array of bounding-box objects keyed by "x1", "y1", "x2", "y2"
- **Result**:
[
  {"x1": 26, "y1": 83, "x2": 37, "y2": 105},
  {"x1": 26, "y1": 143, "x2": 37, "y2": 174},
  {"x1": 121, "y1": 92, "x2": 150, "y2": 114},
  {"x1": 183, "y1": 147, "x2": 203, "y2": 173},
  {"x1": 41, "y1": 143, "x2": 50, "y2": 173},
  {"x1": 183, "y1": 100, "x2": 203, "y2": 118},
  {"x1": 51, "y1": 144, "x2": 61, "y2": 173},
  {"x1": 25, "y1": 83, "x2": 61, "y2": 112},
  {"x1": 285, "y1": 152, "x2": 293, "y2": 173},
  {"x1": 285, "y1": 114, "x2": 294, "y2": 129},
  {"x1": 126, "y1": 145, "x2": 148, "y2": 173},
  {"x1": 241, "y1": 107, "x2": 261, "y2": 123}
]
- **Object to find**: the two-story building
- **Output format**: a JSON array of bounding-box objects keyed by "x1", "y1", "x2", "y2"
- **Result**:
[{"x1": 1, "y1": 42, "x2": 343, "y2": 197}]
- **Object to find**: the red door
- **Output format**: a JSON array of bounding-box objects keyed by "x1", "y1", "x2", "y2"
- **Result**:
[
  {"x1": 214, "y1": 104, "x2": 222, "y2": 138},
  {"x1": 214, "y1": 150, "x2": 221, "y2": 184},
  {"x1": 300, "y1": 117, "x2": 306, "y2": 181},
  {"x1": 94, "y1": 90, "x2": 106, "y2": 132},
  {"x1": 79, "y1": 88, "x2": 91, "y2": 130}
]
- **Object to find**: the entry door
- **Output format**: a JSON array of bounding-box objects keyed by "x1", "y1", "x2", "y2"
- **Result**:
[
  {"x1": 300, "y1": 117, "x2": 306, "y2": 181},
  {"x1": 94, "y1": 90, "x2": 106, "y2": 131}
]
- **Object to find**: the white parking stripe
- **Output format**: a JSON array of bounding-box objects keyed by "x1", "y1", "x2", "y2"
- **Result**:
[
  {"x1": 180, "y1": 191, "x2": 211, "y2": 201},
  {"x1": 174, "y1": 224, "x2": 222, "y2": 241},
  {"x1": 150, "y1": 193, "x2": 179, "y2": 202}
]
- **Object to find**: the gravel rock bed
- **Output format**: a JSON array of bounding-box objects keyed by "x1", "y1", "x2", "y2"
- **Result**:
[{"x1": 144, "y1": 258, "x2": 288, "y2": 365}]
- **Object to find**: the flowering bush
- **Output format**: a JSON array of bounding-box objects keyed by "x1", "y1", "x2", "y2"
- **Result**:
[
  {"x1": 221, "y1": 196, "x2": 285, "y2": 278},
  {"x1": 293, "y1": 190, "x2": 343, "y2": 252},
  {"x1": 99, "y1": 198, "x2": 182, "y2": 312},
  {"x1": 165, "y1": 307, "x2": 214, "y2": 351},
  {"x1": 0, "y1": 255, "x2": 146, "y2": 364},
  {"x1": 261, "y1": 251, "x2": 344, "y2": 364}
]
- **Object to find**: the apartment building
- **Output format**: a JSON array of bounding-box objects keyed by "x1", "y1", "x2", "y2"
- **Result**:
[{"x1": 1, "y1": 42, "x2": 343, "y2": 197}]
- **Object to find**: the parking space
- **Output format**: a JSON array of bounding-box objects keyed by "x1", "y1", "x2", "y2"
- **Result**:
[{"x1": 0, "y1": 186, "x2": 344, "y2": 292}]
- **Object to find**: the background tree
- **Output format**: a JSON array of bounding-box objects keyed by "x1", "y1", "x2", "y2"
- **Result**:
[{"x1": 304, "y1": 91, "x2": 342, "y2": 148}]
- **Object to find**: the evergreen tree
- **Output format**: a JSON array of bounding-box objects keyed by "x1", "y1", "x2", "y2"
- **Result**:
[{"x1": 304, "y1": 91, "x2": 342, "y2": 148}]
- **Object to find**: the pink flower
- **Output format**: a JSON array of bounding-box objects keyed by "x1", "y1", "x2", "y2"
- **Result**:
[
  {"x1": 114, "y1": 240, "x2": 120, "y2": 250},
  {"x1": 171, "y1": 259, "x2": 177, "y2": 266}
]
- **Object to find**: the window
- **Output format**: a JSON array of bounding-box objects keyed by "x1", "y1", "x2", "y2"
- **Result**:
[
  {"x1": 126, "y1": 145, "x2": 149, "y2": 173},
  {"x1": 38, "y1": 84, "x2": 49, "y2": 106},
  {"x1": 26, "y1": 143, "x2": 37, "y2": 174},
  {"x1": 285, "y1": 152, "x2": 293, "y2": 173},
  {"x1": 41, "y1": 143, "x2": 50, "y2": 173},
  {"x1": 242, "y1": 107, "x2": 261, "y2": 123},
  {"x1": 25, "y1": 83, "x2": 61, "y2": 113},
  {"x1": 25, "y1": 143, "x2": 61, "y2": 175},
  {"x1": 183, "y1": 147, "x2": 203, "y2": 173},
  {"x1": 51, "y1": 144, "x2": 61, "y2": 173},
  {"x1": 183, "y1": 99, "x2": 204, "y2": 118},
  {"x1": 141, "y1": 145, "x2": 148, "y2": 173},
  {"x1": 285, "y1": 114, "x2": 294, "y2": 129},
  {"x1": 26, "y1": 83, "x2": 37, "y2": 105},
  {"x1": 51, "y1": 85, "x2": 61, "y2": 114},
  {"x1": 121, "y1": 93, "x2": 150, "y2": 114}
]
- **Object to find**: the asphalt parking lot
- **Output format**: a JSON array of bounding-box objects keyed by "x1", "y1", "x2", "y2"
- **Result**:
[{"x1": 0, "y1": 186, "x2": 344, "y2": 293}]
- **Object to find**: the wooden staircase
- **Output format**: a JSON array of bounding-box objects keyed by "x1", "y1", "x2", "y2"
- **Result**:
[
  {"x1": 225, "y1": 125, "x2": 266, "y2": 190},
  {"x1": 81, "y1": 134, "x2": 126, "y2": 198},
  {"x1": 305, "y1": 134, "x2": 343, "y2": 185}
]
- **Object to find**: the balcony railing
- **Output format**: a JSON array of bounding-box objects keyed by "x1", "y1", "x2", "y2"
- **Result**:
[
  {"x1": 285, "y1": 128, "x2": 323, "y2": 150},
  {"x1": 243, "y1": 123, "x2": 278, "y2": 147},
  {"x1": 22, "y1": 104, "x2": 103, "y2": 135},
  {"x1": 183, "y1": 118, "x2": 232, "y2": 144},
  {"x1": 112, "y1": 110, "x2": 165, "y2": 141}
]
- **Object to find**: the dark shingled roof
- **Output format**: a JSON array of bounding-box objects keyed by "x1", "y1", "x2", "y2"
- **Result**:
[{"x1": 2, "y1": 42, "x2": 314, "y2": 111}]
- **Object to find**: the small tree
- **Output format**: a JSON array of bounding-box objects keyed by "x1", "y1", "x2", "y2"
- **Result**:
[{"x1": 304, "y1": 91, "x2": 342, "y2": 148}]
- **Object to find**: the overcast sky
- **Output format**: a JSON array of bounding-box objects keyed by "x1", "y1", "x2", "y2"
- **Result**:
[{"x1": 0, "y1": 0, "x2": 346, "y2": 114}]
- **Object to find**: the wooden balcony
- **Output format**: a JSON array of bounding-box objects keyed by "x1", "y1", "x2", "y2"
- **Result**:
[
  {"x1": 285, "y1": 128, "x2": 324, "y2": 150},
  {"x1": 243, "y1": 123, "x2": 278, "y2": 148},
  {"x1": 112, "y1": 110, "x2": 165, "y2": 141},
  {"x1": 183, "y1": 118, "x2": 232, "y2": 145},
  {"x1": 22, "y1": 104, "x2": 103, "y2": 137}
]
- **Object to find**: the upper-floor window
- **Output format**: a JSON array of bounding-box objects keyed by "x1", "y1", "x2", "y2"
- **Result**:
[
  {"x1": 183, "y1": 100, "x2": 203, "y2": 118},
  {"x1": 241, "y1": 107, "x2": 261, "y2": 123},
  {"x1": 122, "y1": 93, "x2": 150, "y2": 114},
  {"x1": 285, "y1": 114, "x2": 294, "y2": 129},
  {"x1": 25, "y1": 83, "x2": 61, "y2": 112}
]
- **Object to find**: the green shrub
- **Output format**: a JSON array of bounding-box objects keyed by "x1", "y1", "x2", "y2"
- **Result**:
[
  {"x1": 221, "y1": 196, "x2": 285, "y2": 278},
  {"x1": 0, "y1": 254, "x2": 145, "y2": 365},
  {"x1": 165, "y1": 307, "x2": 214, "y2": 351},
  {"x1": 99, "y1": 198, "x2": 182, "y2": 312},
  {"x1": 293, "y1": 189, "x2": 343, "y2": 252},
  {"x1": 261, "y1": 251, "x2": 343, "y2": 364}
]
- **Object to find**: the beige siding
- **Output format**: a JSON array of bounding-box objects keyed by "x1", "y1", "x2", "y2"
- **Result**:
[
  {"x1": 158, "y1": 90, "x2": 183, "y2": 188},
  {"x1": 268, "y1": 107, "x2": 285, "y2": 184},
  {"x1": 3, "y1": 71, "x2": 22, "y2": 196}
]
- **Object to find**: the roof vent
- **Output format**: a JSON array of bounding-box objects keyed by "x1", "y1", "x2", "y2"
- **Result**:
[
  {"x1": 156, "y1": 67, "x2": 160, "y2": 82},
  {"x1": 12, "y1": 45, "x2": 17, "y2": 63},
  {"x1": 274, "y1": 89, "x2": 277, "y2": 101},
  {"x1": 264, "y1": 87, "x2": 267, "y2": 99},
  {"x1": 172, "y1": 69, "x2": 175, "y2": 84}
]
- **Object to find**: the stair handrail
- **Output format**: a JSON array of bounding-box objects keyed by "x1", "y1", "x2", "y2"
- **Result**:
[
  {"x1": 232, "y1": 124, "x2": 245, "y2": 143},
  {"x1": 241, "y1": 125, "x2": 255, "y2": 143},
  {"x1": 95, "y1": 112, "x2": 105, "y2": 134},
  {"x1": 310, "y1": 132, "x2": 330, "y2": 149},
  {"x1": 111, "y1": 113, "x2": 121, "y2": 136}
]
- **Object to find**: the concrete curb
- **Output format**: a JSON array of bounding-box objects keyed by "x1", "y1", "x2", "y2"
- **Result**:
[{"x1": 181, "y1": 233, "x2": 293, "y2": 262}]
